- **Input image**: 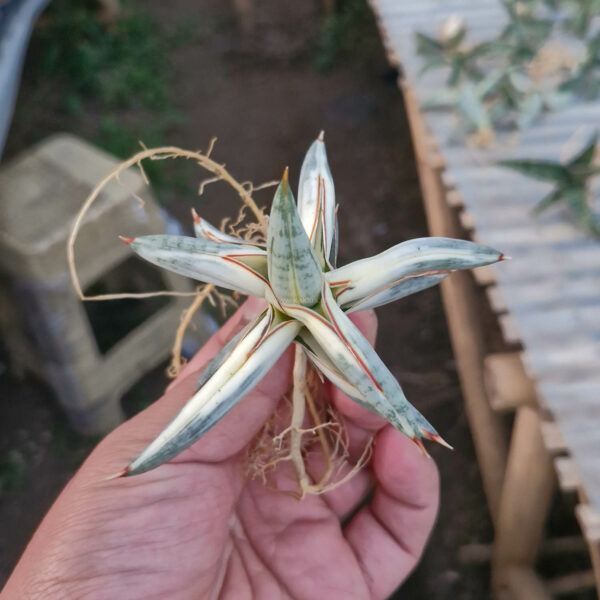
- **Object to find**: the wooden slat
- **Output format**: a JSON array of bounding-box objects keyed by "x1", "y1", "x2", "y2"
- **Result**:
[
  {"x1": 403, "y1": 84, "x2": 509, "y2": 524},
  {"x1": 483, "y1": 353, "x2": 535, "y2": 412},
  {"x1": 575, "y1": 505, "x2": 600, "y2": 599},
  {"x1": 540, "y1": 421, "x2": 569, "y2": 455},
  {"x1": 504, "y1": 566, "x2": 552, "y2": 600},
  {"x1": 547, "y1": 571, "x2": 596, "y2": 596},
  {"x1": 472, "y1": 265, "x2": 496, "y2": 287},
  {"x1": 486, "y1": 285, "x2": 508, "y2": 315},
  {"x1": 555, "y1": 457, "x2": 582, "y2": 493},
  {"x1": 493, "y1": 407, "x2": 555, "y2": 591}
]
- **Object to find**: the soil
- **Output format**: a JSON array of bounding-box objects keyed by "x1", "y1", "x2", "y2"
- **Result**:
[{"x1": 0, "y1": 1, "x2": 593, "y2": 598}]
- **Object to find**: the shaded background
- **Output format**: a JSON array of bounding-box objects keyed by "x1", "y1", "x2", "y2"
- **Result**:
[{"x1": 1, "y1": 0, "x2": 581, "y2": 598}]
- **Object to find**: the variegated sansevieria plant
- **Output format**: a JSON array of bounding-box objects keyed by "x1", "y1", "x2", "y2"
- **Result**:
[{"x1": 119, "y1": 133, "x2": 506, "y2": 477}]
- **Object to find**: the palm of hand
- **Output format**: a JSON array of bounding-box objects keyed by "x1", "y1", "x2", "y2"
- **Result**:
[{"x1": 2, "y1": 304, "x2": 439, "y2": 600}]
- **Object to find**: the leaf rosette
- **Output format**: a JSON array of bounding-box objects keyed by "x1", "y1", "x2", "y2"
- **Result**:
[{"x1": 121, "y1": 133, "x2": 506, "y2": 476}]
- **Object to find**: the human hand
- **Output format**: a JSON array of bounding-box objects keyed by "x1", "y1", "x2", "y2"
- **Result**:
[{"x1": 1, "y1": 298, "x2": 439, "y2": 600}]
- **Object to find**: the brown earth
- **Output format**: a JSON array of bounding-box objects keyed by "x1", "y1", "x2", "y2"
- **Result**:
[{"x1": 0, "y1": 1, "x2": 592, "y2": 598}]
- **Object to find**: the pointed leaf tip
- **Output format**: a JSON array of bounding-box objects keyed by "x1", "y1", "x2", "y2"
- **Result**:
[
  {"x1": 282, "y1": 167, "x2": 289, "y2": 191},
  {"x1": 318, "y1": 130, "x2": 325, "y2": 141},
  {"x1": 412, "y1": 436, "x2": 431, "y2": 458},
  {"x1": 499, "y1": 254, "x2": 512, "y2": 260},
  {"x1": 191, "y1": 208, "x2": 201, "y2": 224},
  {"x1": 119, "y1": 235, "x2": 135, "y2": 245},
  {"x1": 268, "y1": 172, "x2": 322, "y2": 306},
  {"x1": 107, "y1": 465, "x2": 131, "y2": 479},
  {"x1": 421, "y1": 430, "x2": 454, "y2": 450}
]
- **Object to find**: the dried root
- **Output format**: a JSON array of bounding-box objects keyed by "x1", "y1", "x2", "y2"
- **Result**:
[{"x1": 67, "y1": 140, "x2": 269, "y2": 377}]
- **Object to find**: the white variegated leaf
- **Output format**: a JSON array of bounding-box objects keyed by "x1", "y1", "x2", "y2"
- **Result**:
[
  {"x1": 125, "y1": 235, "x2": 268, "y2": 297},
  {"x1": 283, "y1": 283, "x2": 447, "y2": 448},
  {"x1": 192, "y1": 208, "x2": 263, "y2": 246},
  {"x1": 328, "y1": 237, "x2": 503, "y2": 308},
  {"x1": 344, "y1": 273, "x2": 448, "y2": 313},
  {"x1": 297, "y1": 132, "x2": 337, "y2": 269},
  {"x1": 125, "y1": 309, "x2": 301, "y2": 476}
]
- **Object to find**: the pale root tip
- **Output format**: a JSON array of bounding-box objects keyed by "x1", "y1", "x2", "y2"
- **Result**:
[
  {"x1": 191, "y1": 208, "x2": 201, "y2": 224},
  {"x1": 318, "y1": 130, "x2": 325, "y2": 141},
  {"x1": 118, "y1": 236, "x2": 135, "y2": 245}
]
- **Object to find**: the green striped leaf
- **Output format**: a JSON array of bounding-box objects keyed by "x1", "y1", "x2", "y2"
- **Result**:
[
  {"x1": 498, "y1": 159, "x2": 569, "y2": 183},
  {"x1": 297, "y1": 132, "x2": 338, "y2": 269},
  {"x1": 267, "y1": 170, "x2": 323, "y2": 306}
]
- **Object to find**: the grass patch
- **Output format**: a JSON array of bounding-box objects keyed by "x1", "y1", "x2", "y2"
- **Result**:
[
  {"x1": 313, "y1": 0, "x2": 379, "y2": 72},
  {"x1": 0, "y1": 450, "x2": 25, "y2": 492},
  {"x1": 33, "y1": 1, "x2": 170, "y2": 112},
  {"x1": 20, "y1": 1, "x2": 201, "y2": 199}
]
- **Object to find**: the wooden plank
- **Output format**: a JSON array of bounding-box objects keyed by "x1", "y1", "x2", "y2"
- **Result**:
[
  {"x1": 458, "y1": 536, "x2": 587, "y2": 565},
  {"x1": 498, "y1": 314, "x2": 521, "y2": 345},
  {"x1": 403, "y1": 83, "x2": 509, "y2": 524},
  {"x1": 484, "y1": 353, "x2": 535, "y2": 412},
  {"x1": 486, "y1": 285, "x2": 508, "y2": 315},
  {"x1": 493, "y1": 407, "x2": 555, "y2": 591},
  {"x1": 577, "y1": 505, "x2": 600, "y2": 543},
  {"x1": 446, "y1": 189, "x2": 463, "y2": 208},
  {"x1": 370, "y1": 0, "x2": 600, "y2": 592},
  {"x1": 504, "y1": 566, "x2": 552, "y2": 600},
  {"x1": 575, "y1": 505, "x2": 600, "y2": 599},
  {"x1": 472, "y1": 265, "x2": 496, "y2": 287},
  {"x1": 540, "y1": 421, "x2": 568, "y2": 455},
  {"x1": 555, "y1": 457, "x2": 582, "y2": 493},
  {"x1": 547, "y1": 571, "x2": 596, "y2": 596}
]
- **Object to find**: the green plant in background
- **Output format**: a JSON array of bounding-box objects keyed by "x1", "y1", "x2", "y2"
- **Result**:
[
  {"x1": 485, "y1": 64, "x2": 572, "y2": 128},
  {"x1": 415, "y1": 18, "x2": 487, "y2": 86},
  {"x1": 490, "y1": 0, "x2": 554, "y2": 63},
  {"x1": 33, "y1": 1, "x2": 170, "y2": 111},
  {"x1": 21, "y1": 0, "x2": 202, "y2": 199},
  {"x1": 499, "y1": 134, "x2": 600, "y2": 236},
  {"x1": 560, "y1": 31, "x2": 600, "y2": 99},
  {"x1": 0, "y1": 450, "x2": 25, "y2": 492},
  {"x1": 423, "y1": 73, "x2": 500, "y2": 141},
  {"x1": 561, "y1": 0, "x2": 600, "y2": 37},
  {"x1": 313, "y1": 0, "x2": 377, "y2": 72}
]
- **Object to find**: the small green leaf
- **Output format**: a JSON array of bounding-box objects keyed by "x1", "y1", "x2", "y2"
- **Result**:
[
  {"x1": 533, "y1": 187, "x2": 565, "y2": 215},
  {"x1": 568, "y1": 134, "x2": 598, "y2": 170},
  {"x1": 517, "y1": 93, "x2": 543, "y2": 129},
  {"x1": 415, "y1": 32, "x2": 443, "y2": 55},
  {"x1": 563, "y1": 187, "x2": 600, "y2": 237},
  {"x1": 498, "y1": 159, "x2": 569, "y2": 183}
]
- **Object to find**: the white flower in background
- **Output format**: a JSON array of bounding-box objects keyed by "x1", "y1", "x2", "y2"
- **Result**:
[
  {"x1": 439, "y1": 15, "x2": 465, "y2": 44},
  {"x1": 120, "y1": 133, "x2": 505, "y2": 476}
]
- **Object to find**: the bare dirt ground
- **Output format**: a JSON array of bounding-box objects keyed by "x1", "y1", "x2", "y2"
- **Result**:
[{"x1": 3, "y1": 1, "x2": 589, "y2": 598}]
